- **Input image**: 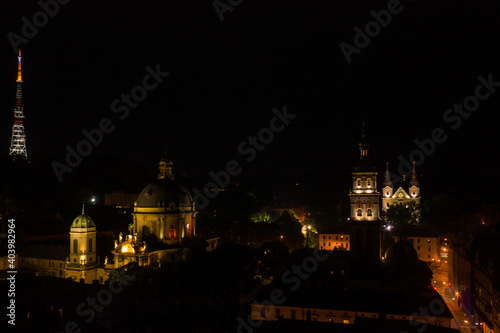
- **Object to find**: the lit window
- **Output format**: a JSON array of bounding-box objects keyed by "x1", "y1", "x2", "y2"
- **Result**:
[
  {"x1": 357, "y1": 209, "x2": 362, "y2": 217},
  {"x1": 367, "y1": 209, "x2": 372, "y2": 217}
]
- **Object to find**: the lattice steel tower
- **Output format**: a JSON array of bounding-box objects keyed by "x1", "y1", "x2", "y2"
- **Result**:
[{"x1": 9, "y1": 49, "x2": 28, "y2": 159}]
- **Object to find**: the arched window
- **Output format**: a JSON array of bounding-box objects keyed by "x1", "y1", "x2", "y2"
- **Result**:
[
  {"x1": 367, "y1": 209, "x2": 372, "y2": 217},
  {"x1": 73, "y1": 239, "x2": 78, "y2": 254},
  {"x1": 357, "y1": 209, "x2": 362, "y2": 217},
  {"x1": 89, "y1": 238, "x2": 93, "y2": 253}
]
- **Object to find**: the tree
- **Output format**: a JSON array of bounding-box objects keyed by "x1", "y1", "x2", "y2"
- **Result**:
[{"x1": 381, "y1": 202, "x2": 420, "y2": 227}]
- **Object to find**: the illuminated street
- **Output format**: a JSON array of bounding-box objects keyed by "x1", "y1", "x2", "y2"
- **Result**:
[{"x1": 433, "y1": 258, "x2": 476, "y2": 333}]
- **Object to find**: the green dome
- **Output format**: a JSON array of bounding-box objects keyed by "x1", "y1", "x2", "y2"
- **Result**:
[{"x1": 71, "y1": 214, "x2": 95, "y2": 228}]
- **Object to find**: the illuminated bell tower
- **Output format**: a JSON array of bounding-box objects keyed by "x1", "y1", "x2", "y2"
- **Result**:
[
  {"x1": 66, "y1": 204, "x2": 98, "y2": 282},
  {"x1": 381, "y1": 162, "x2": 394, "y2": 210},
  {"x1": 9, "y1": 49, "x2": 28, "y2": 159},
  {"x1": 408, "y1": 161, "x2": 420, "y2": 198},
  {"x1": 349, "y1": 122, "x2": 381, "y2": 221}
]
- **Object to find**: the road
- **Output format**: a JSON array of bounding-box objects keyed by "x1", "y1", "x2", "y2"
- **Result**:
[{"x1": 431, "y1": 258, "x2": 477, "y2": 333}]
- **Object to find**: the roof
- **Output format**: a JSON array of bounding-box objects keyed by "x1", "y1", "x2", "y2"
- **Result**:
[
  {"x1": 71, "y1": 214, "x2": 96, "y2": 228},
  {"x1": 136, "y1": 178, "x2": 193, "y2": 208},
  {"x1": 319, "y1": 225, "x2": 351, "y2": 235},
  {"x1": 20, "y1": 243, "x2": 69, "y2": 261},
  {"x1": 254, "y1": 288, "x2": 453, "y2": 318}
]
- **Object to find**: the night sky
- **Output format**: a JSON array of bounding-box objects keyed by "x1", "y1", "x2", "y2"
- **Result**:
[{"x1": 1, "y1": 0, "x2": 499, "y2": 189}]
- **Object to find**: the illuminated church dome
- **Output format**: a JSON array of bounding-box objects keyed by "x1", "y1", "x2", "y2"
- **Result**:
[
  {"x1": 136, "y1": 178, "x2": 193, "y2": 208},
  {"x1": 71, "y1": 205, "x2": 96, "y2": 228}
]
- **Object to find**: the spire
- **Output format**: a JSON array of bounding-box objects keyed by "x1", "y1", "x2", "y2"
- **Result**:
[
  {"x1": 358, "y1": 119, "x2": 370, "y2": 160},
  {"x1": 158, "y1": 150, "x2": 174, "y2": 180},
  {"x1": 410, "y1": 161, "x2": 419, "y2": 187},
  {"x1": 82, "y1": 202, "x2": 85, "y2": 215},
  {"x1": 17, "y1": 49, "x2": 22, "y2": 82},
  {"x1": 383, "y1": 162, "x2": 393, "y2": 188}
]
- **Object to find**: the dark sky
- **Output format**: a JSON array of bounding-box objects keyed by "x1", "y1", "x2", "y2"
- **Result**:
[{"x1": 1, "y1": 0, "x2": 499, "y2": 186}]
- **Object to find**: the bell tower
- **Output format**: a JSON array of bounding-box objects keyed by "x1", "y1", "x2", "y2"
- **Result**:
[
  {"x1": 349, "y1": 122, "x2": 381, "y2": 221},
  {"x1": 66, "y1": 204, "x2": 98, "y2": 282}
]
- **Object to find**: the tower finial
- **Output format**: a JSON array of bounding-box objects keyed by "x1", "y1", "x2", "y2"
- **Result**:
[
  {"x1": 158, "y1": 150, "x2": 174, "y2": 180},
  {"x1": 410, "y1": 160, "x2": 419, "y2": 187},
  {"x1": 82, "y1": 202, "x2": 85, "y2": 215},
  {"x1": 358, "y1": 118, "x2": 370, "y2": 159},
  {"x1": 383, "y1": 162, "x2": 393, "y2": 188}
]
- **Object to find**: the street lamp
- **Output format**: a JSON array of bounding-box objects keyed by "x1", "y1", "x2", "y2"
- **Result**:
[{"x1": 306, "y1": 225, "x2": 312, "y2": 248}]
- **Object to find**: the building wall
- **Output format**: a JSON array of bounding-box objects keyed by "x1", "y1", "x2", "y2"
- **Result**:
[
  {"x1": 19, "y1": 257, "x2": 66, "y2": 278},
  {"x1": 408, "y1": 236, "x2": 440, "y2": 263},
  {"x1": 105, "y1": 191, "x2": 138, "y2": 208},
  {"x1": 251, "y1": 304, "x2": 451, "y2": 328},
  {"x1": 319, "y1": 233, "x2": 350, "y2": 251},
  {"x1": 69, "y1": 227, "x2": 97, "y2": 266}
]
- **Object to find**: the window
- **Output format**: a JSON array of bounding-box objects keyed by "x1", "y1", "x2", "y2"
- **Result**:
[
  {"x1": 357, "y1": 179, "x2": 361, "y2": 187},
  {"x1": 367, "y1": 178, "x2": 371, "y2": 187},
  {"x1": 346, "y1": 243, "x2": 349, "y2": 248},
  {"x1": 417, "y1": 239, "x2": 420, "y2": 243},
  {"x1": 323, "y1": 235, "x2": 325, "y2": 239},
  {"x1": 336, "y1": 236, "x2": 338, "y2": 240},
  {"x1": 357, "y1": 209, "x2": 362, "y2": 217},
  {"x1": 89, "y1": 238, "x2": 93, "y2": 252},
  {"x1": 260, "y1": 307, "x2": 266, "y2": 318},
  {"x1": 59, "y1": 270, "x2": 63, "y2": 277},
  {"x1": 428, "y1": 247, "x2": 431, "y2": 251},
  {"x1": 328, "y1": 235, "x2": 331, "y2": 240},
  {"x1": 73, "y1": 239, "x2": 78, "y2": 254},
  {"x1": 323, "y1": 242, "x2": 325, "y2": 246},
  {"x1": 276, "y1": 309, "x2": 280, "y2": 318},
  {"x1": 59, "y1": 263, "x2": 62, "y2": 268},
  {"x1": 367, "y1": 209, "x2": 372, "y2": 217},
  {"x1": 291, "y1": 310, "x2": 296, "y2": 319},
  {"x1": 428, "y1": 239, "x2": 431, "y2": 244},
  {"x1": 417, "y1": 246, "x2": 420, "y2": 250},
  {"x1": 346, "y1": 236, "x2": 348, "y2": 240},
  {"x1": 428, "y1": 254, "x2": 431, "y2": 258},
  {"x1": 343, "y1": 319, "x2": 349, "y2": 324},
  {"x1": 328, "y1": 243, "x2": 331, "y2": 246}
]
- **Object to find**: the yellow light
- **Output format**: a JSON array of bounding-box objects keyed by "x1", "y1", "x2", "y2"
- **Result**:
[{"x1": 121, "y1": 244, "x2": 135, "y2": 254}]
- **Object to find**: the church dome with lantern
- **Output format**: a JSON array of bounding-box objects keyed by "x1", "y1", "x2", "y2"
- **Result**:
[
  {"x1": 131, "y1": 154, "x2": 197, "y2": 242},
  {"x1": 71, "y1": 210, "x2": 96, "y2": 229}
]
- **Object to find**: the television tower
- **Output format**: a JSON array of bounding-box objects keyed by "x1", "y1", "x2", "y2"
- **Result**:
[{"x1": 9, "y1": 49, "x2": 28, "y2": 159}]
